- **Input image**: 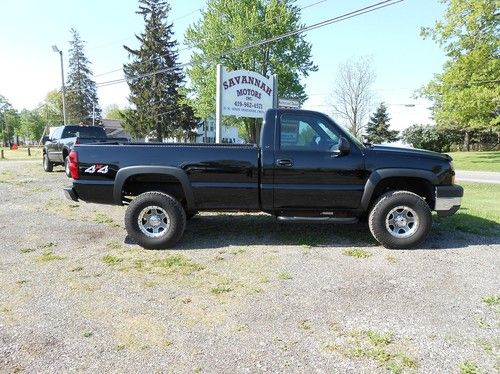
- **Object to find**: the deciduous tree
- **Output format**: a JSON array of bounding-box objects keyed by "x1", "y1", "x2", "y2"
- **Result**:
[
  {"x1": 419, "y1": 0, "x2": 499, "y2": 150},
  {"x1": 185, "y1": 0, "x2": 317, "y2": 143},
  {"x1": 0, "y1": 95, "x2": 19, "y2": 146},
  {"x1": 330, "y1": 56, "x2": 375, "y2": 138}
]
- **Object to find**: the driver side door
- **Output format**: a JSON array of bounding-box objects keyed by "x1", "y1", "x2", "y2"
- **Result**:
[{"x1": 273, "y1": 112, "x2": 366, "y2": 212}]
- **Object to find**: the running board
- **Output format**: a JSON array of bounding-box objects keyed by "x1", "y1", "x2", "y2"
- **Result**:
[{"x1": 276, "y1": 216, "x2": 358, "y2": 224}]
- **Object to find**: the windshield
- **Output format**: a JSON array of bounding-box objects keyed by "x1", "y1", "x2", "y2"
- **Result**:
[{"x1": 325, "y1": 114, "x2": 365, "y2": 149}]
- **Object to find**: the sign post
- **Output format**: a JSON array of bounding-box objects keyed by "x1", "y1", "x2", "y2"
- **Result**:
[
  {"x1": 215, "y1": 64, "x2": 223, "y2": 143},
  {"x1": 215, "y1": 65, "x2": 277, "y2": 143}
]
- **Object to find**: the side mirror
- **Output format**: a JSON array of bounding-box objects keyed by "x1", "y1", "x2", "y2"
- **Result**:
[
  {"x1": 338, "y1": 137, "x2": 350, "y2": 155},
  {"x1": 42, "y1": 136, "x2": 50, "y2": 144}
]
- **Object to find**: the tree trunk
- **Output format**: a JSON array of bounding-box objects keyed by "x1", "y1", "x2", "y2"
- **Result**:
[
  {"x1": 463, "y1": 131, "x2": 470, "y2": 151},
  {"x1": 156, "y1": 121, "x2": 162, "y2": 142}
]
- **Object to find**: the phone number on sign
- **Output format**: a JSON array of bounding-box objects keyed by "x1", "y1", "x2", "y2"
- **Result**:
[{"x1": 234, "y1": 101, "x2": 263, "y2": 109}]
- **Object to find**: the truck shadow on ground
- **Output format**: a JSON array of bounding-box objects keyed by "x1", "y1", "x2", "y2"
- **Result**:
[{"x1": 125, "y1": 213, "x2": 499, "y2": 251}]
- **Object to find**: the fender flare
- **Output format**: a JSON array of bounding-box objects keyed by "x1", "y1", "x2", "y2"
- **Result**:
[
  {"x1": 113, "y1": 166, "x2": 195, "y2": 210},
  {"x1": 360, "y1": 168, "x2": 437, "y2": 211}
]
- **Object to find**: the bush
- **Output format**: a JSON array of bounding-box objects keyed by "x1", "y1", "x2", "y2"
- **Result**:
[{"x1": 402, "y1": 124, "x2": 450, "y2": 152}]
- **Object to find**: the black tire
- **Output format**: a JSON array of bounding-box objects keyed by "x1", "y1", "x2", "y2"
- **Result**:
[
  {"x1": 43, "y1": 153, "x2": 53, "y2": 172},
  {"x1": 368, "y1": 190, "x2": 432, "y2": 249},
  {"x1": 64, "y1": 156, "x2": 71, "y2": 177},
  {"x1": 124, "y1": 192, "x2": 186, "y2": 249}
]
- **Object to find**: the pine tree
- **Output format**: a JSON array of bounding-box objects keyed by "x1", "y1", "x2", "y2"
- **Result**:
[
  {"x1": 365, "y1": 103, "x2": 399, "y2": 144},
  {"x1": 124, "y1": 0, "x2": 195, "y2": 142},
  {"x1": 66, "y1": 28, "x2": 101, "y2": 124}
]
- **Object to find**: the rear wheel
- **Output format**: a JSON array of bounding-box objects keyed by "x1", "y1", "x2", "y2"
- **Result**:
[
  {"x1": 64, "y1": 156, "x2": 71, "y2": 177},
  {"x1": 124, "y1": 192, "x2": 186, "y2": 249},
  {"x1": 368, "y1": 190, "x2": 432, "y2": 249},
  {"x1": 43, "y1": 153, "x2": 53, "y2": 172}
]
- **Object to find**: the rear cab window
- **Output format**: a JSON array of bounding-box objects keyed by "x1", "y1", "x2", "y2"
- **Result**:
[{"x1": 62, "y1": 126, "x2": 106, "y2": 139}]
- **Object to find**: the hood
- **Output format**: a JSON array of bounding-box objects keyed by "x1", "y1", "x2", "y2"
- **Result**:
[{"x1": 368, "y1": 145, "x2": 452, "y2": 162}]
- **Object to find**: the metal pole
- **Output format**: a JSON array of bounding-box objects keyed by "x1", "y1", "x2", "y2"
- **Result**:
[
  {"x1": 59, "y1": 51, "x2": 67, "y2": 126},
  {"x1": 215, "y1": 64, "x2": 223, "y2": 143},
  {"x1": 273, "y1": 74, "x2": 278, "y2": 109},
  {"x1": 92, "y1": 102, "x2": 95, "y2": 126}
]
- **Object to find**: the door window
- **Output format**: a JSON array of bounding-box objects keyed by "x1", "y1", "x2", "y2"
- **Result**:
[
  {"x1": 279, "y1": 114, "x2": 340, "y2": 151},
  {"x1": 52, "y1": 127, "x2": 63, "y2": 140}
]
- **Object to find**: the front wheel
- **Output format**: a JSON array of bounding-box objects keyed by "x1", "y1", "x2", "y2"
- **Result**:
[
  {"x1": 124, "y1": 192, "x2": 186, "y2": 249},
  {"x1": 368, "y1": 191, "x2": 432, "y2": 249},
  {"x1": 43, "y1": 153, "x2": 53, "y2": 172}
]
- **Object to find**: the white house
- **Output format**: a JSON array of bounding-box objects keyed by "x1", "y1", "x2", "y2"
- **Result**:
[{"x1": 195, "y1": 118, "x2": 245, "y2": 144}]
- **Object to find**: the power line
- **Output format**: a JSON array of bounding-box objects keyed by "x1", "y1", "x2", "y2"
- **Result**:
[
  {"x1": 224, "y1": 0, "x2": 403, "y2": 56},
  {"x1": 91, "y1": 0, "x2": 330, "y2": 78},
  {"x1": 87, "y1": 0, "x2": 404, "y2": 90},
  {"x1": 301, "y1": 0, "x2": 328, "y2": 10}
]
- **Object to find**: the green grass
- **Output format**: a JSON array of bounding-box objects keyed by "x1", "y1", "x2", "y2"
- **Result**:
[
  {"x1": 325, "y1": 329, "x2": 417, "y2": 374},
  {"x1": 277, "y1": 271, "x2": 292, "y2": 280},
  {"x1": 447, "y1": 151, "x2": 500, "y2": 172},
  {"x1": 102, "y1": 255, "x2": 123, "y2": 266},
  {"x1": 343, "y1": 248, "x2": 372, "y2": 258},
  {"x1": 152, "y1": 254, "x2": 205, "y2": 275},
  {"x1": 36, "y1": 251, "x2": 66, "y2": 262},
  {"x1": 93, "y1": 213, "x2": 117, "y2": 226},
  {"x1": 82, "y1": 331, "x2": 93, "y2": 338},
  {"x1": 210, "y1": 284, "x2": 233, "y2": 295},
  {"x1": 482, "y1": 295, "x2": 500, "y2": 307},
  {"x1": 434, "y1": 182, "x2": 500, "y2": 236},
  {"x1": 0, "y1": 146, "x2": 42, "y2": 161},
  {"x1": 459, "y1": 361, "x2": 483, "y2": 374}
]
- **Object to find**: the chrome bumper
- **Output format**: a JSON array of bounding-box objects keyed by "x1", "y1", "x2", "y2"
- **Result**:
[
  {"x1": 63, "y1": 186, "x2": 79, "y2": 202},
  {"x1": 435, "y1": 185, "x2": 463, "y2": 216}
]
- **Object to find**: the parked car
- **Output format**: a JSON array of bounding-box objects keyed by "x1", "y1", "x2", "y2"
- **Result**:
[
  {"x1": 63, "y1": 109, "x2": 463, "y2": 249},
  {"x1": 43, "y1": 125, "x2": 129, "y2": 176}
]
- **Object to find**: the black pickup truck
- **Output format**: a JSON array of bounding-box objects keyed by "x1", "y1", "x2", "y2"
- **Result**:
[
  {"x1": 63, "y1": 109, "x2": 463, "y2": 249},
  {"x1": 43, "y1": 125, "x2": 129, "y2": 176}
]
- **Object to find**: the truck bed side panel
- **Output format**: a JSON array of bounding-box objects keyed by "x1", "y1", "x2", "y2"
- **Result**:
[{"x1": 74, "y1": 144, "x2": 260, "y2": 210}]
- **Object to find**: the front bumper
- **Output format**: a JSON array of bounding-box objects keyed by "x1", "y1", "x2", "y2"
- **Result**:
[
  {"x1": 63, "y1": 186, "x2": 79, "y2": 202},
  {"x1": 435, "y1": 185, "x2": 463, "y2": 216}
]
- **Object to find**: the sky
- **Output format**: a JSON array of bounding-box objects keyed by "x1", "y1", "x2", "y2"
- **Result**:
[{"x1": 0, "y1": 0, "x2": 447, "y2": 132}]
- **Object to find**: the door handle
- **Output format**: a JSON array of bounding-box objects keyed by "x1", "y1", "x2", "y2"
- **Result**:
[{"x1": 276, "y1": 159, "x2": 293, "y2": 167}]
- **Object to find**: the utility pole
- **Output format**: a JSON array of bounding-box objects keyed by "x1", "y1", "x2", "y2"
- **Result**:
[{"x1": 52, "y1": 45, "x2": 67, "y2": 126}]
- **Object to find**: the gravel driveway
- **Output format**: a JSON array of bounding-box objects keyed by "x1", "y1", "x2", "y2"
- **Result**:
[{"x1": 0, "y1": 160, "x2": 498, "y2": 373}]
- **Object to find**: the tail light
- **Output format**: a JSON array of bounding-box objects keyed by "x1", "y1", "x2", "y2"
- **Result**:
[{"x1": 69, "y1": 150, "x2": 80, "y2": 179}]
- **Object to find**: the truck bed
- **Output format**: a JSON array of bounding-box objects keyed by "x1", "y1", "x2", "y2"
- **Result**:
[{"x1": 73, "y1": 143, "x2": 261, "y2": 210}]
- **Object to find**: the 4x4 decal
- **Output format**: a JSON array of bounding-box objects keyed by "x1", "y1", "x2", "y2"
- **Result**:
[{"x1": 84, "y1": 164, "x2": 109, "y2": 174}]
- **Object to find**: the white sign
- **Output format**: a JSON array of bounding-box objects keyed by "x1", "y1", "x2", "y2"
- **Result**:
[
  {"x1": 279, "y1": 98, "x2": 300, "y2": 109},
  {"x1": 220, "y1": 68, "x2": 274, "y2": 119}
]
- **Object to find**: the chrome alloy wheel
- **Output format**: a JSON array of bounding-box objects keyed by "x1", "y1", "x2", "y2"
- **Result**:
[
  {"x1": 138, "y1": 205, "x2": 170, "y2": 238},
  {"x1": 385, "y1": 205, "x2": 419, "y2": 238},
  {"x1": 65, "y1": 158, "x2": 70, "y2": 176}
]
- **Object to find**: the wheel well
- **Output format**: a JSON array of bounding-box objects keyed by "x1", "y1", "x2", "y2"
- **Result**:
[
  {"x1": 122, "y1": 173, "x2": 187, "y2": 208},
  {"x1": 370, "y1": 177, "x2": 435, "y2": 209}
]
